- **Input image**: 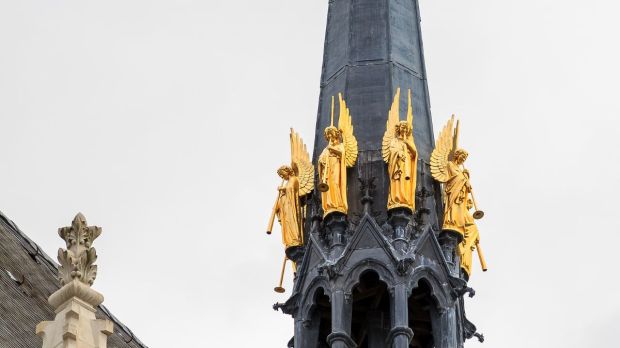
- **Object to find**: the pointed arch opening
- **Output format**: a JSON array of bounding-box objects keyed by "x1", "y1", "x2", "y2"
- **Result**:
[
  {"x1": 408, "y1": 279, "x2": 435, "y2": 347},
  {"x1": 350, "y1": 270, "x2": 391, "y2": 347},
  {"x1": 304, "y1": 287, "x2": 332, "y2": 348}
]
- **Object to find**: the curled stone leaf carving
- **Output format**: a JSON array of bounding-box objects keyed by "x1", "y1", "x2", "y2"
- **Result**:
[{"x1": 56, "y1": 213, "x2": 101, "y2": 287}]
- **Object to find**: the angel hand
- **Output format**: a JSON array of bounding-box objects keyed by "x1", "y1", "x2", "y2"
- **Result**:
[{"x1": 393, "y1": 169, "x2": 402, "y2": 180}]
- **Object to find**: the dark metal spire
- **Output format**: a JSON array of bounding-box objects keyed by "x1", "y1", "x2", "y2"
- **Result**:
[
  {"x1": 312, "y1": 0, "x2": 441, "y2": 230},
  {"x1": 276, "y1": 2, "x2": 483, "y2": 347},
  {"x1": 314, "y1": 0, "x2": 435, "y2": 155}
]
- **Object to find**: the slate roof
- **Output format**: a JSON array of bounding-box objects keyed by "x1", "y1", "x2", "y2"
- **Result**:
[{"x1": 0, "y1": 211, "x2": 147, "y2": 348}]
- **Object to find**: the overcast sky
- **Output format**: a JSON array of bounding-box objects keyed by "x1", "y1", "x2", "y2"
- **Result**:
[{"x1": 1, "y1": 1, "x2": 619, "y2": 347}]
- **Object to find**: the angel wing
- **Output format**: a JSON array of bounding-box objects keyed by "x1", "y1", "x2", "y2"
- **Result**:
[
  {"x1": 337, "y1": 93, "x2": 358, "y2": 167},
  {"x1": 430, "y1": 115, "x2": 456, "y2": 183},
  {"x1": 290, "y1": 128, "x2": 315, "y2": 196},
  {"x1": 406, "y1": 89, "x2": 415, "y2": 144},
  {"x1": 382, "y1": 88, "x2": 401, "y2": 162}
]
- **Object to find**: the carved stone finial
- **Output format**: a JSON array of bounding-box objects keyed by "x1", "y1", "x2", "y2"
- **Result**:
[
  {"x1": 57, "y1": 213, "x2": 101, "y2": 286},
  {"x1": 37, "y1": 213, "x2": 112, "y2": 348}
]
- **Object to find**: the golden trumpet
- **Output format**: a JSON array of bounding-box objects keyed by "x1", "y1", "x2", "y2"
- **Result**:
[
  {"x1": 318, "y1": 182, "x2": 329, "y2": 192},
  {"x1": 274, "y1": 256, "x2": 287, "y2": 293},
  {"x1": 470, "y1": 190, "x2": 484, "y2": 220},
  {"x1": 266, "y1": 180, "x2": 285, "y2": 234},
  {"x1": 319, "y1": 155, "x2": 330, "y2": 192},
  {"x1": 463, "y1": 167, "x2": 484, "y2": 220},
  {"x1": 475, "y1": 241, "x2": 488, "y2": 272}
]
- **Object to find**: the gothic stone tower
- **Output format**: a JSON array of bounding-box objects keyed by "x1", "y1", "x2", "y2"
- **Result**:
[{"x1": 274, "y1": 1, "x2": 483, "y2": 347}]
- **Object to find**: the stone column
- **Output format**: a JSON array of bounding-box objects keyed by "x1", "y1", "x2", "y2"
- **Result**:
[
  {"x1": 36, "y1": 213, "x2": 113, "y2": 348},
  {"x1": 327, "y1": 290, "x2": 356, "y2": 348},
  {"x1": 387, "y1": 284, "x2": 413, "y2": 348},
  {"x1": 434, "y1": 230, "x2": 463, "y2": 348},
  {"x1": 293, "y1": 318, "x2": 303, "y2": 348},
  {"x1": 430, "y1": 306, "x2": 459, "y2": 348},
  {"x1": 388, "y1": 208, "x2": 412, "y2": 253},
  {"x1": 437, "y1": 230, "x2": 463, "y2": 277}
]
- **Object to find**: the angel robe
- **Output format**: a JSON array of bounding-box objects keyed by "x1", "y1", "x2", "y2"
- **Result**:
[
  {"x1": 442, "y1": 161, "x2": 472, "y2": 236},
  {"x1": 387, "y1": 138, "x2": 418, "y2": 211},
  {"x1": 275, "y1": 176, "x2": 302, "y2": 249},
  {"x1": 319, "y1": 143, "x2": 348, "y2": 216},
  {"x1": 458, "y1": 215, "x2": 480, "y2": 277}
]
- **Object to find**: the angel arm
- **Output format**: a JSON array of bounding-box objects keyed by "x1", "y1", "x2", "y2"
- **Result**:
[
  {"x1": 463, "y1": 168, "x2": 473, "y2": 191},
  {"x1": 328, "y1": 143, "x2": 344, "y2": 157},
  {"x1": 405, "y1": 138, "x2": 417, "y2": 155}
]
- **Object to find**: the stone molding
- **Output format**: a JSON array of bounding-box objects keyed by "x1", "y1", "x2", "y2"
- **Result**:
[
  {"x1": 327, "y1": 331, "x2": 357, "y2": 348},
  {"x1": 49, "y1": 279, "x2": 104, "y2": 309},
  {"x1": 386, "y1": 326, "x2": 414, "y2": 346}
]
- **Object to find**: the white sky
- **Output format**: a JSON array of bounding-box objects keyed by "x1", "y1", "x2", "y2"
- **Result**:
[{"x1": 1, "y1": 1, "x2": 619, "y2": 347}]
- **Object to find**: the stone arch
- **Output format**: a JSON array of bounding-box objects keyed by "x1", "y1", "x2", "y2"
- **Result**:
[
  {"x1": 407, "y1": 267, "x2": 455, "y2": 348},
  {"x1": 343, "y1": 259, "x2": 396, "y2": 294},
  {"x1": 300, "y1": 277, "x2": 332, "y2": 321},
  {"x1": 299, "y1": 278, "x2": 333, "y2": 348},
  {"x1": 344, "y1": 265, "x2": 395, "y2": 347},
  {"x1": 408, "y1": 266, "x2": 452, "y2": 310}
]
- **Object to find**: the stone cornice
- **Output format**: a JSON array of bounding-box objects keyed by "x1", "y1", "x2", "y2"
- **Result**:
[{"x1": 49, "y1": 279, "x2": 104, "y2": 309}]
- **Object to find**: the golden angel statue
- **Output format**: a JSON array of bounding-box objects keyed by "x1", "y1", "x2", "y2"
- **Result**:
[
  {"x1": 382, "y1": 88, "x2": 418, "y2": 211},
  {"x1": 318, "y1": 93, "x2": 358, "y2": 217},
  {"x1": 431, "y1": 116, "x2": 487, "y2": 277},
  {"x1": 266, "y1": 129, "x2": 314, "y2": 253}
]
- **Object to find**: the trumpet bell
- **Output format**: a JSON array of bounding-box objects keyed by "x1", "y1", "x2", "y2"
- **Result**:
[
  {"x1": 473, "y1": 210, "x2": 485, "y2": 220},
  {"x1": 318, "y1": 183, "x2": 329, "y2": 192},
  {"x1": 274, "y1": 286, "x2": 286, "y2": 293}
]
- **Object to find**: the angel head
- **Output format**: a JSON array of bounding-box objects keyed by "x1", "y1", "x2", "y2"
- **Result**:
[
  {"x1": 277, "y1": 165, "x2": 295, "y2": 180},
  {"x1": 395, "y1": 121, "x2": 412, "y2": 139},
  {"x1": 324, "y1": 126, "x2": 341, "y2": 145},
  {"x1": 454, "y1": 149, "x2": 469, "y2": 164}
]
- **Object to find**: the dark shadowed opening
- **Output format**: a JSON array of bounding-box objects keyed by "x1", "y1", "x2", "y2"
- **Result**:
[
  {"x1": 310, "y1": 287, "x2": 332, "y2": 348},
  {"x1": 408, "y1": 280, "x2": 434, "y2": 347},
  {"x1": 350, "y1": 270, "x2": 391, "y2": 347}
]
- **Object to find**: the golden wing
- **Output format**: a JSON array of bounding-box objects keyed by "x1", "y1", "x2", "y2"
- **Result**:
[
  {"x1": 382, "y1": 88, "x2": 401, "y2": 162},
  {"x1": 406, "y1": 89, "x2": 415, "y2": 145},
  {"x1": 337, "y1": 93, "x2": 358, "y2": 167},
  {"x1": 290, "y1": 128, "x2": 315, "y2": 196},
  {"x1": 430, "y1": 115, "x2": 456, "y2": 183}
]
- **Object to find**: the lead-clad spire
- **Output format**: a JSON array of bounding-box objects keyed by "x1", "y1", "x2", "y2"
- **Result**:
[
  {"x1": 312, "y1": 0, "x2": 441, "y2": 225},
  {"x1": 265, "y1": 1, "x2": 487, "y2": 346}
]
